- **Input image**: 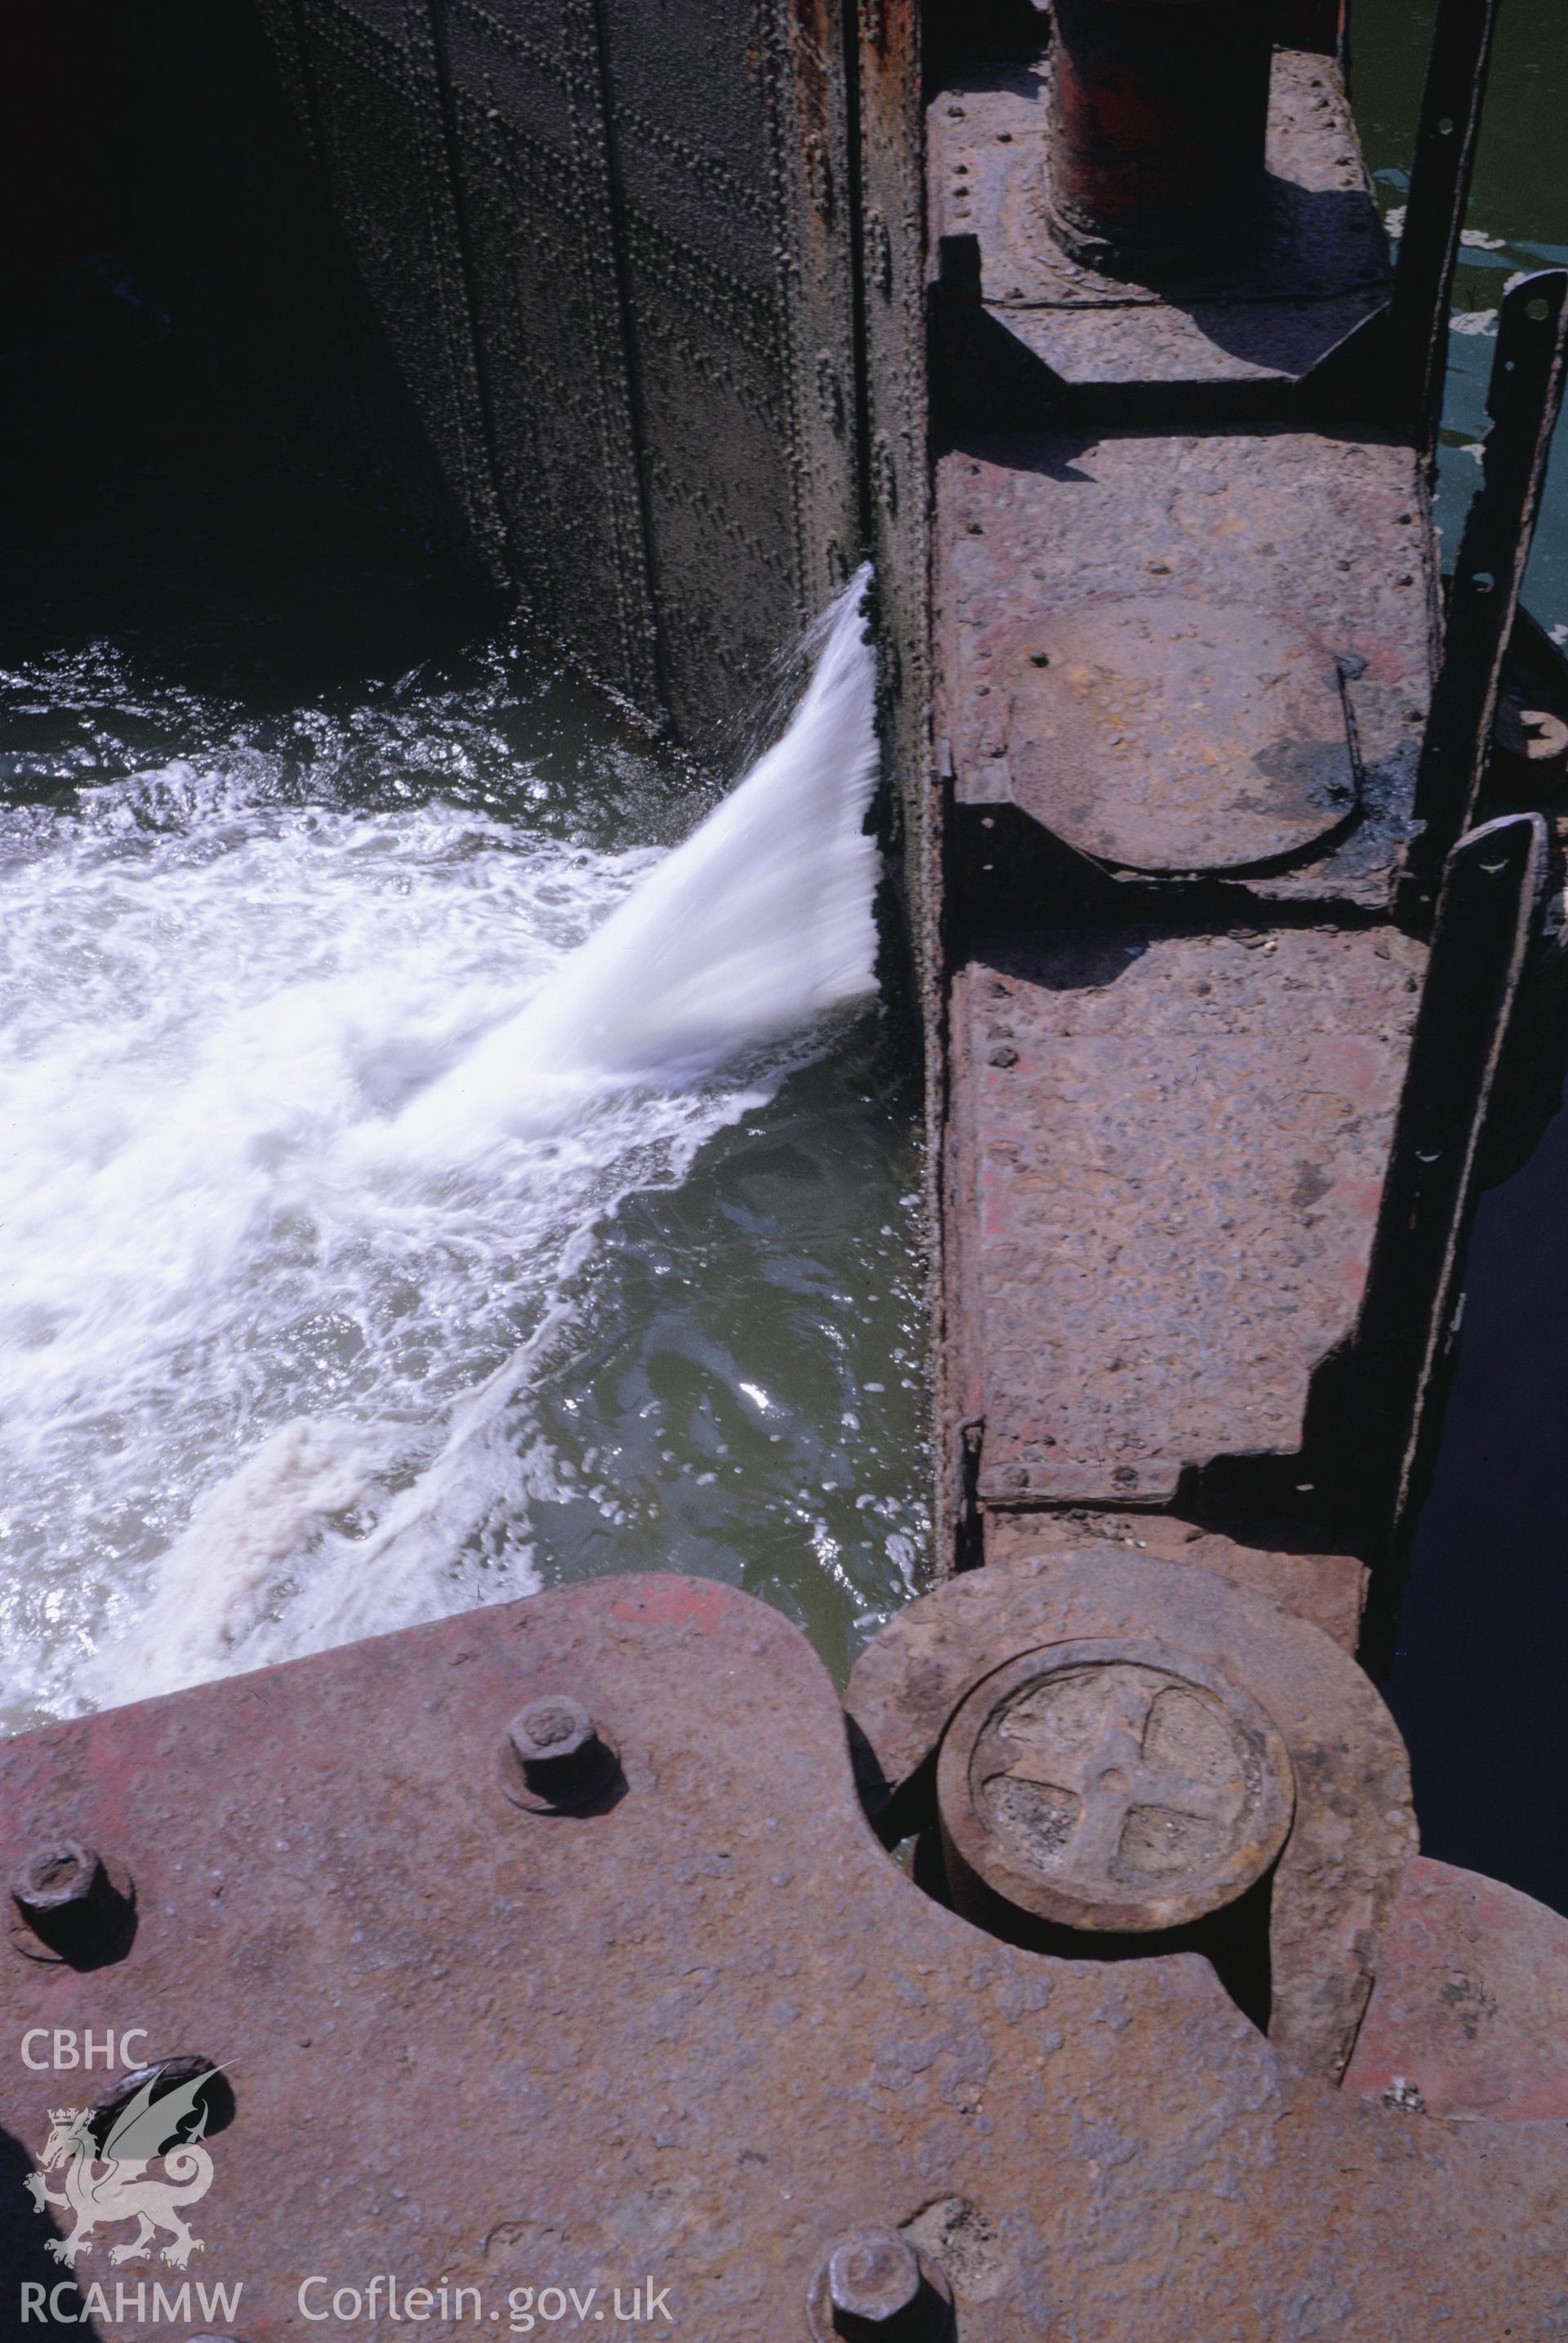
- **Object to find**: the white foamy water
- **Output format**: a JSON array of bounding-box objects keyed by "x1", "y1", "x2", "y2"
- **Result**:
[{"x1": 0, "y1": 569, "x2": 880, "y2": 1720}]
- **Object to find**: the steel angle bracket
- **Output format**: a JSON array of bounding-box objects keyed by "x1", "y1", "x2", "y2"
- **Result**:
[
  {"x1": 1348, "y1": 811, "x2": 1549, "y2": 1601},
  {"x1": 1309, "y1": 0, "x2": 1504, "y2": 434},
  {"x1": 1388, "y1": 0, "x2": 1505, "y2": 452},
  {"x1": 1404, "y1": 272, "x2": 1568, "y2": 899}
]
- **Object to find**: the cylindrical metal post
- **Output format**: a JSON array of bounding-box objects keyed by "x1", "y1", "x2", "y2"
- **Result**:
[{"x1": 1047, "y1": 0, "x2": 1280, "y2": 278}]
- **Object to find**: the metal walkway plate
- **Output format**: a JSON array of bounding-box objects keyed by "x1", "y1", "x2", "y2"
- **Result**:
[
  {"x1": 947, "y1": 924, "x2": 1426, "y2": 1506},
  {"x1": 4, "y1": 1575, "x2": 1568, "y2": 2336}
]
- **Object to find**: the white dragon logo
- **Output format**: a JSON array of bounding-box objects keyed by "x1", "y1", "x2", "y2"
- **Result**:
[{"x1": 24, "y1": 2065, "x2": 219, "y2": 2269}]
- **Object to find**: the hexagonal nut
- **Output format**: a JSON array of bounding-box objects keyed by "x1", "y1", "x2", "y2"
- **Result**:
[
  {"x1": 501, "y1": 1695, "x2": 620, "y2": 1812},
  {"x1": 807, "y1": 2232, "x2": 953, "y2": 2341},
  {"x1": 12, "y1": 1841, "x2": 103, "y2": 1918},
  {"x1": 7, "y1": 1839, "x2": 136, "y2": 1963}
]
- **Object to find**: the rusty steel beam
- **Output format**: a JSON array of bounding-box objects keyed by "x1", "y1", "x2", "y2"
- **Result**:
[{"x1": 925, "y1": 0, "x2": 1567, "y2": 1626}]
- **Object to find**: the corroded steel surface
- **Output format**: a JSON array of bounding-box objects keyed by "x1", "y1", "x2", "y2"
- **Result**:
[
  {"x1": 847, "y1": 1548, "x2": 1417, "y2": 2078},
  {"x1": 982, "y1": 1511, "x2": 1369, "y2": 1652},
  {"x1": 946, "y1": 925, "x2": 1425, "y2": 1510},
  {"x1": 5, "y1": 1573, "x2": 1568, "y2": 2341},
  {"x1": 1343, "y1": 1855, "x2": 1568, "y2": 2122},
  {"x1": 929, "y1": 51, "x2": 1387, "y2": 394},
  {"x1": 252, "y1": 0, "x2": 506, "y2": 567},
  {"x1": 938, "y1": 430, "x2": 1436, "y2": 905}
]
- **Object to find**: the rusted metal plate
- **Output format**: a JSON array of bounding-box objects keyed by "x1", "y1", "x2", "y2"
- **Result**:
[
  {"x1": 938, "y1": 429, "x2": 1436, "y2": 903},
  {"x1": 846, "y1": 1548, "x2": 1416, "y2": 2078},
  {"x1": 1343, "y1": 1856, "x2": 1568, "y2": 2122},
  {"x1": 929, "y1": 51, "x2": 1387, "y2": 393},
  {"x1": 4, "y1": 1573, "x2": 1568, "y2": 2339},
  {"x1": 439, "y1": 0, "x2": 665, "y2": 715},
  {"x1": 982, "y1": 1510, "x2": 1370, "y2": 1652},
  {"x1": 1004, "y1": 595, "x2": 1360, "y2": 875},
  {"x1": 595, "y1": 0, "x2": 865, "y2": 738},
  {"x1": 854, "y1": 0, "x2": 930, "y2": 876},
  {"x1": 946, "y1": 925, "x2": 1425, "y2": 1509}
]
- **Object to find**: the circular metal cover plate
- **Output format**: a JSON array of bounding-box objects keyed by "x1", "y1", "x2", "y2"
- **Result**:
[
  {"x1": 938, "y1": 1637, "x2": 1295, "y2": 1933},
  {"x1": 1005, "y1": 595, "x2": 1360, "y2": 874}
]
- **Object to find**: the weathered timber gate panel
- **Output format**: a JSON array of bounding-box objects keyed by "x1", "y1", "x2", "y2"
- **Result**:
[{"x1": 256, "y1": 0, "x2": 890, "y2": 750}]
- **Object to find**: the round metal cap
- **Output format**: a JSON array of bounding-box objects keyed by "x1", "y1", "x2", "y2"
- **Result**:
[
  {"x1": 1005, "y1": 595, "x2": 1360, "y2": 875},
  {"x1": 937, "y1": 1637, "x2": 1295, "y2": 1933}
]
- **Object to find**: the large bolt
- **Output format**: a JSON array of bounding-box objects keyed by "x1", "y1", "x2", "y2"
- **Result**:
[
  {"x1": 821, "y1": 2234, "x2": 950, "y2": 2341},
  {"x1": 13, "y1": 1841, "x2": 103, "y2": 1920},
  {"x1": 10, "y1": 1840, "x2": 128, "y2": 1957},
  {"x1": 507, "y1": 1695, "x2": 617, "y2": 1808}
]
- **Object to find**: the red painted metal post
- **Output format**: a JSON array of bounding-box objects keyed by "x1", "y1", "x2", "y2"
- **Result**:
[{"x1": 1047, "y1": 0, "x2": 1280, "y2": 278}]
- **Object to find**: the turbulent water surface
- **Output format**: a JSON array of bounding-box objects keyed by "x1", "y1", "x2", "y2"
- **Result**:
[{"x1": 0, "y1": 516, "x2": 926, "y2": 1731}]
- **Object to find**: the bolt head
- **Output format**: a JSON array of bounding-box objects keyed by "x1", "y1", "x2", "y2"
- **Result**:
[
  {"x1": 12, "y1": 1842, "x2": 102, "y2": 1917},
  {"x1": 510, "y1": 1696, "x2": 595, "y2": 1764},
  {"x1": 829, "y1": 2234, "x2": 922, "y2": 2323}
]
